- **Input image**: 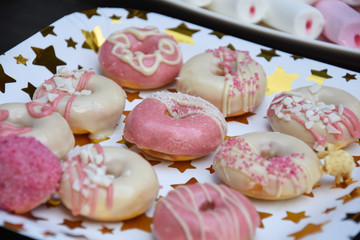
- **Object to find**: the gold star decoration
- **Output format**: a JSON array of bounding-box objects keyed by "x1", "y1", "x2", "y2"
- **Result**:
[
  {"x1": 0, "y1": 64, "x2": 16, "y2": 93},
  {"x1": 43, "y1": 231, "x2": 56, "y2": 237},
  {"x1": 60, "y1": 219, "x2": 85, "y2": 229},
  {"x1": 21, "y1": 82, "x2": 36, "y2": 99},
  {"x1": 167, "y1": 88, "x2": 178, "y2": 93},
  {"x1": 226, "y1": 112, "x2": 256, "y2": 124},
  {"x1": 139, "y1": 152, "x2": 162, "y2": 166},
  {"x1": 291, "y1": 55, "x2": 304, "y2": 60},
  {"x1": 125, "y1": 90, "x2": 142, "y2": 102},
  {"x1": 66, "y1": 37, "x2": 77, "y2": 49},
  {"x1": 302, "y1": 183, "x2": 321, "y2": 198},
  {"x1": 306, "y1": 69, "x2": 332, "y2": 85},
  {"x1": 45, "y1": 198, "x2": 61, "y2": 208},
  {"x1": 258, "y1": 211, "x2": 272, "y2": 228},
  {"x1": 206, "y1": 164, "x2": 215, "y2": 174},
  {"x1": 287, "y1": 221, "x2": 329, "y2": 240},
  {"x1": 266, "y1": 66, "x2": 299, "y2": 96},
  {"x1": 117, "y1": 136, "x2": 134, "y2": 149},
  {"x1": 31, "y1": 45, "x2": 66, "y2": 74},
  {"x1": 168, "y1": 161, "x2": 196, "y2": 173},
  {"x1": 126, "y1": 9, "x2": 149, "y2": 20},
  {"x1": 165, "y1": 23, "x2": 200, "y2": 45},
  {"x1": 3, "y1": 221, "x2": 24, "y2": 231},
  {"x1": 323, "y1": 207, "x2": 336, "y2": 214},
  {"x1": 209, "y1": 30, "x2": 225, "y2": 39},
  {"x1": 171, "y1": 177, "x2": 199, "y2": 189},
  {"x1": 19, "y1": 212, "x2": 46, "y2": 221},
  {"x1": 40, "y1": 26, "x2": 57, "y2": 37},
  {"x1": 80, "y1": 8, "x2": 100, "y2": 19},
  {"x1": 337, "y1": 186, "x2": 360, "y2": 204},
  {"x1": 110, "y1": 14, "x2": 121, "y2": 23},
  {"x1": 14, "y1": 54, "x2": 28, "y2": 65},
  {"x1": 354, "y1": 155, "x2": 360, "y2": 167},
  {"x1": 257, "y1": 49, "x2": 280, "y2": 62},
  {"x1": 344, "y1": 212, "x2": 360, "y2": 223},
  {"x1": 100, "y1": 225, "x2": 114, "y2": 234},
  {"x1": 343, "y1": 73, "x2": 357, "y2": 82},
  {"x1": 122, "y1": 110, "x2": 131, "y2": 123},
  {"x1": 81, "y1": 26, "x2": 106, "y2": 53},
  {"x1": 74, "y1": 134, "x2": 92, "y2": 146},
  {"x1": 282, "y1": 211, "x2": 309, "y2": 223},
  {"x1": 121, "y1": 213, "x2": 153, "y2": 232},
  {"x1": 331, "y1": 178, "x2": 357, "y2": 189}
]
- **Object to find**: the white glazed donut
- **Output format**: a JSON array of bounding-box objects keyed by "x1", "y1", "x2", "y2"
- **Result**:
[
  {"x1": 32, "y1": 67, "x2": 126, "y2": 142},
  {"x1": 58, "y1": 143, "x2": 159, "y2": 221},
  {"x1": 177, "y1": 46, "x2": 267, "y2": 117},
  {"x1": 267, "y1": 84, "x2": 360, "y2": 151},
  {"x1": 214, "y1": 132, "x2": 323, "y2": 200},
  {"x1": 0, "y1": 102, "x2": 74, "y2": 159}
]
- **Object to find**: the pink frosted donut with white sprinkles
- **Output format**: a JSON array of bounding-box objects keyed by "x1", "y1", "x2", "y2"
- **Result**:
[
  {"x1": 177, "y1": 46, "x2": 267, "y2": 117},
  {"x1": 123, "y1": 91, "x2": 227, "y2": 161},
  {"x1": 267, "y1": 84, "x2": 360, "y2": 151},
  {"x1": 153, "y1": 183, "x2": 260, "y2": 240},
  {"x1": 214, "y1": 132, "x2": 323, "y2": 200},
  {"x1": 98, "y1": 26, "x2": 183, "y2": 89}
]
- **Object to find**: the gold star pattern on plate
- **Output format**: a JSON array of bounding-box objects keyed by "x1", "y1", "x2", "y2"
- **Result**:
[
  {"x1": 0, "y1": 64, "x2": 16, "y2": 93},
  {"x1": 209, "y1": 31, "x2": 224, "y2": 39},
  {"x1": 45, "y1": 198, "x2": 61, "y2": 208},
  {"x1": 344, "y1": 212, "x2": 360, "y2": 223},
  {"x1": 323, "y1": 207, "x2": 336, "y2": 214},
  {"x1": 126, "y1": 9, "x2": 149, "y2": 20},
  {"x1": 14, "y1": 54, "x2": 28, "y2": 65},
  {"x1": 139, "y1": 152, "x2": 162, "y2": 166},
  {"x1": 306, "y1": 69, "x2": 332, "y2": 85},
  {"x1": 354, "y1": 155, "x2": 360, "y2": 167},
  {"x1": 206, "y1": 164, "x2": 215, "y2": 174},
  {"x1": 110, "y1": 14, "x2": 121, "y2": 23},
  {"x1": 121, "y1": 213, "x2": 152, "y2": 232},
  {"x1": 331, "y1": 178, "x2": 357, "y2": 189},
  {"x1": 80, "y1": 8, "x2": 100, "y2": 19},
  {"x1": 40, "y1": 26, "x2": 56, "y2": 37},
  {"x1": 337, "y1": 186, "x2": 360, "y2": 204},
  {"x1": 171, "y1": 177, "x2": 199, "y2": 189},
  {"x1": 74, "y1": 134, "x2": 92, "y2": 146},
  {"x1": 117, "y1": 136, "x2": 134, "y2": 148},
  {"x1": 343, "y1": 73, "x2": 357, "y2": 82},
  {"x1": 4, "y1": 221, "x2": 24, "y2": 231},
  {"x1": 19, "y1": 212, "x2": 46, "y2": 221},
  {"x1": 282, "y1": 211, "x2": 309, "y2": 223},
  {"x1": 257, "y1": 49, "x2": 280, "y2": 62},
  {"x1": 165, "y1": 23, "x2": 200, "y2": 45},
  {"x1": 303, "y1": 183, "x2": 321, "y2": 198},
  {"x1": 31, "y1": 45, "x2": 66, "y2": 74},
  {"x1": 168, "y1": 161, "x2": 196, "y2": 173},
  {"x1": 21, "y1": 82, "x2": 36, "y2": 99},
  {"x1": 266, "y1": 66, "x2": 299, "y2": 96},
  {"x1": 100, "y1": 225, "x2": 114, "y2": 234},
  {"x1": 258, "y1": 211, "x2": 272, "y2": 228},
  {"x1": 66, "y1": 37, "x2": 77, "y2": 49},
  {"x1": 61, "y1": 219, "x2": 85, "y2": 229},
  {"x1": 291, "y1": 55, "x2": 304, "y2": 60},
  {"x1": 81, "y1": 26, "x2": 106, "y2": 53},
  {"x1": 125, "y1": 90, "x2": 142, "y2": 102},
  {"x1": 226, "y1": 112, "x2": 256, "y2": 124},
  {"x1": 288, "y1": 221, "x2": 329, "y2": 240},
  {"x1": 122, "y1": 110, "x2": 131, "y2": 123}
]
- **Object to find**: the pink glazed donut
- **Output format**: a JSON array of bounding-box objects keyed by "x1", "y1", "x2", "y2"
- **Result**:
[
  {"x1": 153, "y1": 183, "x2": 260, "y2": 240},
  {"x1": 98, "y1": 26, "x2": 183, "y2": 89},
  {"x1": 123, "y1": 91, "x2": 227, "y2": 161}
]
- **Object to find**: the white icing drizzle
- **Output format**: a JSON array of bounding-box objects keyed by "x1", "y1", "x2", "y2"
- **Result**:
[
  {"x1": 107, "y1": 26, "x2": 182, "y2": 76},
  {"x1": 149, "y1": 91, "x2": 227, "y2": 139}
]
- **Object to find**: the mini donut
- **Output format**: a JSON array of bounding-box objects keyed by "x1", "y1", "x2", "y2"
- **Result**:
[
  {"x1": 0, "y1": 135, "x2": 62, "y2": 214},
  {"x1": 98, "y1": 26, "x2": 183, "y2": 89},
  {"x1": 123, "y1": 91, "x2": 227, "y2": 161},
  {"x1": 58, "y1": 143, "x2": 159, "y2": 221},
  {"x1": 267, "y1": 84, "x2": 360, "y2": 151},
  {"x1": 153, "y1": 183, "x2": 260, "y2": 240},
  {"x1": 177, "y1": 46, "x2": 267, "y2": 117},
  {"x1": 0, "y1": 102, "x2": 74, "y2": 159},
  {"x1": 213, "y1": 132, "x2": 323, "y2": 200},
  {"x1": 32, "y1": 67, "x2": 126, "y2": 142}
]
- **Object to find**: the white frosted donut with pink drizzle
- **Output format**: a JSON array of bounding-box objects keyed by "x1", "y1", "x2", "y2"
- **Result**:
[
  {"x1": 32, "y1": 67, "x2": 126, "y2": 142},
  {"x1": 177, "y1": 46, "x2": 267, "y2": 117},
  {"x1": 0, "y1": 102, "x2": 74, "y2": 159},
  {"x1": 153, "y1": 183, "x2": 260, "y2": 240},
  {"x1": 98, "y1": 26, "x2": 183, "y2": 89},
  {"x1": 214, "y1": 132, "x2": 323, "y2": 200},
  {"x1": 267, "y1": 84, "x2": 360, "y2": 151},
  {"x1": 123, "y1": 91, "x2": 227, "y2": 161},
  {"x1": 58, "y1": 143, "x2": 159, "y2": 221}
]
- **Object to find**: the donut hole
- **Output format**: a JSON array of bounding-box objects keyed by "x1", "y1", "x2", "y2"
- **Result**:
[
  {"x1": 199, "y1": 201, "x2": 216, "y2": 211},
  {"x1": 259, "y1": 140, "x2": 287, "y2": 159},
  {"x1": 211, "y1": 59, "x2": 237, "y2": 76},
  {"x1": 105, "y1": 161, "x2": 127, "y2": 178}
]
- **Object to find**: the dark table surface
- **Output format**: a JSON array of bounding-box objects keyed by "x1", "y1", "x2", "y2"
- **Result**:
[{"x1": 1, "y1": 0, "x2": 360, "y2": 239}]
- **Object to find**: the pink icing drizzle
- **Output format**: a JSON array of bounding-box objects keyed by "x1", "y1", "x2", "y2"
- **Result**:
[{"x1": 0, "y1": 109, "x2": 32, "y2": 138}]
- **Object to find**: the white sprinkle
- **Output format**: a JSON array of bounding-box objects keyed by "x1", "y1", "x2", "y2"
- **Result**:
[
  {"x1": 283, "y1": 96, "x2": 293, "y2": 106},
  {"x1": 47, "y1": 93, "x2": 59, "y2": 102},
  {"x1": 305, "y1": 121, "x2": 314, "y2": 129},
  {"x1": 72, "y1": 179, "x2": 80, "y2": 191},
  {"x1": 43, "y1": 83, "x2": 54, "y2": 91},
  {"x1": 305, "y1": 110, "x2": 315, "y2": 118},
  {"x1": 284, "y1": 114, "x2": 291, "y2": 121},
  {"x1": 327, "y1": 124, "x2": 341, "y2": 134},
  {"x1": 328, "y1": 112, "x2": 341, "y2": 123},
  {"x1": 338, "y1": 104, "x2": 344, "y2": 115},
  {"x1": 81, "y1": 188, "x2": 89, "y2": 198},
  {"x1": 292, "y1": 95, "x2": 304, "y2": 103},
  {"x1": 309, "y1": 83, "x2": 321, "y2": 94},
  {"x1": 272, "y1": 95, "x2": 286, "y2": 104}
]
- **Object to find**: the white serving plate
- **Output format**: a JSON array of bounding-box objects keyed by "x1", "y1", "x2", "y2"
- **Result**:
[{"x1": 0, "y1": 7, "x2": 359, "y2": 240}]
